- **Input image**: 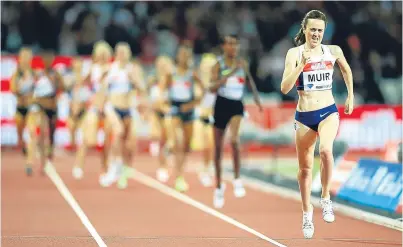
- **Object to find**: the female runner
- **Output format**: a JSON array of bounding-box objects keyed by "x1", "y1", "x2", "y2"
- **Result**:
[
  {"x1": 280, "y1": 10, "x2": 354, "y2": 238},
  {"x1": 209, "y1": 34, "x2": 262, "y2": 208},
  {"x1": 26, "y1": 50, "x2": 64, "y2": 173},
  {"x1": 162, "y1": 45, "x2": 204, "y2": 192},
  {"x1": 148, "y1": 55, "x2": 174, "y2": 183},
  {"x1": 68, "y1": 58, "x2": 94, "y2": 179},
  {"x1": 196, "y1": 53, "x2": 217, "y2": 187},
  {"x1": 76, "y1": 41, "x2": 112, "y2": 181},
  {"x1": 10, "y1": 47, "x2": 34, "y2": 175},
  {"x1": 65, "y1": 58, "x2": 84, "y2": 151},
  {"x1": 101, "y1": 42, "x2": 145, "y2": 189}
]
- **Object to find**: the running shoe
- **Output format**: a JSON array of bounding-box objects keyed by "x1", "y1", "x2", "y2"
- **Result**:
[
  {"x1": 302, "y1": 206, "x2": 314, "y2": 239},
  {"x1": 117, "y1": 166, "x2": 135, "y2": 190},
  {"x1": 320, "y1": 198, "x2": 335, "y2": 223},
  {"x1": 175, "y1": 176, "x2": 189, "y2": 192},
  {"x1": 213, "y1": 183, "x2": 226, "y2": 208},
  {"x1": 72, "y1": 166, "x2": 84, "y2": 180},
  {"x1": 156, "y1": 168, "x2": 169, "y2": 183},
  {"x1": 233, "y1": 178, "x2": 246, "y2": 198}
]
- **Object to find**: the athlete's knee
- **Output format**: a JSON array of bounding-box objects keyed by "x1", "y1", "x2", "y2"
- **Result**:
[
  {"x1": 230, "y1": 137, "x2": 240, "y2": 146},
  {"x1": 113, "y1": 128, "x2": 125, "y2": 140},
  {"x1": 124, "y1": 139, "x2": 135, "y2": 150},
  {"x1": 298, "y1": 167, "x2": 312, "y2": 179},
  {"x1": 319, "y1": 146, "x2": 333, "y2": 160},
  {"x1": 184, "y1": 142, "x2": 191, "y2": 153},
  {"x1": 176, "y1": 139, "x2": 187, "y2": 152},
  {"x1": 49, "y1": 118, "x2": 57, "y2": 132},
  {"x1": 28, "y1": 125, "x2": 37, "y2": 138},
  {"x1": 214, "y1": 141, "x2": 223, "y2": 156}
]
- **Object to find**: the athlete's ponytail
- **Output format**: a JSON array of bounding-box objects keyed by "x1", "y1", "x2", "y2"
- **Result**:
[
  {"x1": 294, "y1": 27, "x2": 306, "y2": 47},
  {"x1": 294, "y1": 10, "x2": 327, "y2": 46}
]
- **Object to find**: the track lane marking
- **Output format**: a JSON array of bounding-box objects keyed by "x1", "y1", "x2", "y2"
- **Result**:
[
  {"x1": 44, "y1": 161, "x2": 107, "y2": 247},
  {"x1": 132, "y1": 171, "x2": 287, "y2": 247},
  {"x1": 182, "y1": 159, "x2": 402, "y2": 231},
  {"x1": 221, "y1": 171, "x2": 403, "y2": 232}
]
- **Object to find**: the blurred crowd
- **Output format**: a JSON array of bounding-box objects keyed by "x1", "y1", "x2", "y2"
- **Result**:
[{"x1": 1, "y1": 1, "x2": 402, "y2": 104}]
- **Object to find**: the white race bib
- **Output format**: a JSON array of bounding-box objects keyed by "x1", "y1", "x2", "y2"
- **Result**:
[
  {"x1": 200, "y1": 92, "x2": 216, "y2": 107},
  {"x1": 34, "y1": 76, "x2": 55, "y2": 97},
  {"x1": 19, "y1": 78, "x2": 34, "y2": 95},
  {"x1": 218, "y1": 75, "x2": 245, "y2": 100},
  {"x1": 76, "y1": 87, "x2": 92, "y2": 102},
  {"x1": 301, "y1": 69, "x2": 333, "y2": 91},
  {"x1": 108, "y1": 82, "x2": 132, "y2": 94}
]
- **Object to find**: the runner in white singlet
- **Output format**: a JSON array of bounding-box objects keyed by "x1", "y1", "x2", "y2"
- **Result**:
[
  {"x1": 161, "y1": 45, "x2": 205, "y2": 192},
  {"x1": 10, "y1": 47, "x2": 35, "y2": 175},
  {"x1": 75, "y1": 41, "x2": 112, "y2": 181},
  {"x1": 195, "y1": 53, "x2": 217, "y2": 187},
  {"x1": 26, "y1": 50, "x2": 65, "y2": 174},
  {"x1": 100, "y1": 42, "x2": 145, "y2": 189},
  {"x1": 209, "y1": 34, "x2": 262, "y2": 209},
  {"x1": 147, "y1": 55, "x2": 174, "y2": 183},
  {"x1": 280, "y1": 10, "x2": 354, "y2": 239},
  {"x1": 68, "y1": 58, "x2": 94, "y2": 179},
  {"x1": 65, "y1": 58, "x2": 89, "y2": 151}
]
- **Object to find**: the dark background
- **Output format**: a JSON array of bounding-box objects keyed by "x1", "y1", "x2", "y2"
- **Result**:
[{"x1": 1, "y1": 1, "x2": 402, "y2": 104}]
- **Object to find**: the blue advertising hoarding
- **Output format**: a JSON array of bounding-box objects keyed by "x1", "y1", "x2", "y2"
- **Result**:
[{"x1": 337, "y1": 158, "x2": 402, "y2": 213}]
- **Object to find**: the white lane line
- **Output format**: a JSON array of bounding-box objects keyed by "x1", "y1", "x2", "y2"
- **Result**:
[
  {"x1": 221, "y1": 171, "x2": 403, "y2": 232},
  {"x1": 44, "y1": 161, "x2": 107, "y2": 247},
  {"x1": 132, "y1": 171, "x2": 287, "y2": 247},
  {"x1": 184, "y1": 159, "x2": 402, "y2": 231}
]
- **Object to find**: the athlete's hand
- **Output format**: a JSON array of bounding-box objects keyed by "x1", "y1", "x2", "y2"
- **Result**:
[
  {"x1": 344, "y1": 96, "x2": 354, "y2": 115},
  {"x1": 300, "y1": 49, "x2": 311, "y2": 66},
  {"x1": 162, "y1": 105, "x2": 172, "y2": 114},
  {"x1": 180, "y1": 103, "x2": 193, "y2": 113},
  {"x1": 137, "y1": 103, "x2": 147, "y2": 115},
  {"x1": 137, "y1": 105, "x2": 148, "y2": 121}
]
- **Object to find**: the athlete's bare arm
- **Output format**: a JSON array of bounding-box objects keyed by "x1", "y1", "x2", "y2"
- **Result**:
[
  {"x1": 192, "y1": 71, "x2": 205, "y2": 91},
  {"x1": 157, "y1": 73, "x2": 172, "y2": 113},
  {"x1": 243, "y1": 59, "x2": 262, "y2": 111},
  {"x1": 98, "y1": 72, "x2": 110, "y2": 107},
  {"x1": 82, "y1": 66, "x2": 92, "y2": 87},
  {"x1": 10, "y1": 71, "x2": 19, "y2": 95},
  {"x1": 208, "y1": 63, "x2": 221, "y2": 92},
  {"x1": 192, "y1": 70, "x2": 205, "y2": 103},
  {"x1": 55, "y1": 71, "x2": 65, "y2": 92},
  {"x1": 129, "y1": 64, "x2": 146, "y2": 95},
  {"x1": 161, "y1": 72, "x2": 172, "y2": 93},
  {"x1": 280, "y1": 47, "x2": 304, "y2": 94},
  {"x1": 146, "y1": 75, "x2": 156, "y2": 92},
  {"x1": 329, "y1": 45, "x2": 354, "y2": 114}
]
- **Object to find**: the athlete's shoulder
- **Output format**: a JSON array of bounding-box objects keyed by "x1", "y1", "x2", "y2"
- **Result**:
[
  {"x1": 284, "y1": 47, "x2": 300, "y2": 65},
  {"x1": 286, "y1": 46, "x2": 300, "y2": 56},
  {"x1": 91, "y1": 62, "x2": 99, "y2": 68},
  {"x1": 212, "y1": 61, "x2": 221, "y2": 73},
  {"x1": 126, "y1": 62, "x2": 136, "y2": 71},
  {"x1": 327, "y1": 45, "x2": 343, "y2": 57},
  {"x1": 213, "y1": 57, "x2": 223, "y2": 70}
]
